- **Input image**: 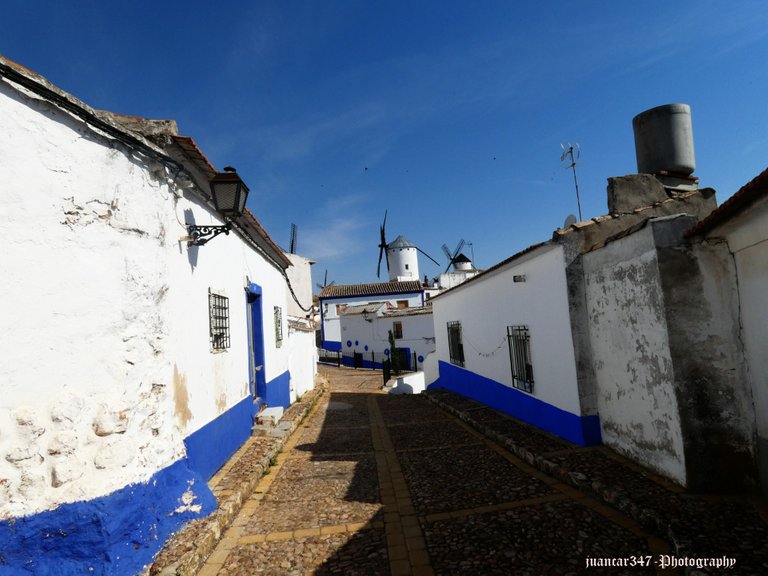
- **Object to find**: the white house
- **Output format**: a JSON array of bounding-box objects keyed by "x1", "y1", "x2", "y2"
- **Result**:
[
  {"x1": 0, "y1": 56, "x2": 315, "y2": 574},
  {"x1": 339, "y1": 304, "x2": 435, "y2": 371},
  {"x1": 426, "y1": 104, "x2": 765, "y2": 492},
  {"x1": 426, "y1": 106, "x2": 718, "y2": 450},
  {"x1": 318, "y1": 281, "x2": 424, "y2": 351},
  {"x1": 426, "y1": 242, "x2": 603, "y2": 445}
]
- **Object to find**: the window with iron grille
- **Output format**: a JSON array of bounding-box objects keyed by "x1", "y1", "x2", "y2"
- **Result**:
[
  {"x1": 274, "y1": 306, "x2": 283, "y2": 347},
  {"x1": 507, "y1": 325, "x2": 533, "y2": 392},
  {"x1": 393, "y1": 321, "x2": 403, "y2": 339},
  {"x1": 208, "y1": 292, "x2": 230, "y2": 350},
  {"x1": 447, "y1": 321, "x2": 465, "y2": 367}
]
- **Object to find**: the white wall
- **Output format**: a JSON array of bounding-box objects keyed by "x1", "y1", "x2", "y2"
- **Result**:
[
  {"x1": 320, "y1": 291, "x2": 423, "y2": 346},
  {"x1": 285, "y1": 253, "x2": 314, "y2": 319},
  {"x1": 286, "y1": 325, "x2": 318, "y2": 402},
  {"x1": 431, "y1": 244, "x2": 585, "y2": 416},
  {"x1": 0, "y1": 77, "x2": 296, "y2": 517},
  {"x1": 340, "y1": 310, "x2": 435, "y2": 362},
  {"x1": 583, "y1": 225, "x2": 686, "y2": 484}
]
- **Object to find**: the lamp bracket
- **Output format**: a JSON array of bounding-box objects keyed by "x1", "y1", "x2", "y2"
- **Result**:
[{"x1": 186, "y1": 222, "x2": 232, "y2": 246}]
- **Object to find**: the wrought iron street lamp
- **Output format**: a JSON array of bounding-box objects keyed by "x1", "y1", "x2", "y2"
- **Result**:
[{"x1": 187, "y1": 166, "x2": 250, "y2": 246}]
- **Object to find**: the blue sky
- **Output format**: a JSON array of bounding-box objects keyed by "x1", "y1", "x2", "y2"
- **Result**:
[{"x1": 3, "y1": 1, "x2": 768, "y2": 287}]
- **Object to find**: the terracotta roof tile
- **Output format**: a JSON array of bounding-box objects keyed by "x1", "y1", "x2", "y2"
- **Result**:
[
  {"x1": 686, "y1": 167, "x2": 768, "y2": 236},
  {"x1": 319, "y1": 281, "x2": 423, "y2": 299}
]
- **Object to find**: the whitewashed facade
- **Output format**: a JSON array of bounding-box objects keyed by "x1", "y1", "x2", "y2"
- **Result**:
[
  {"x1": 340, "y1": 305, "x2": 434, "y2": 371},
  {"x1": 0, "y1": 57, "x2": 314, "y2": 574},
  {"x1": 318, "y1": 281, "x2": 424, "y2": 351},
  {"x1": 285, "y1": 253, "x2": 319, "y2": 402},
  {"x1": 426, "y1": 243, "x2": 601, "y2": 445}
]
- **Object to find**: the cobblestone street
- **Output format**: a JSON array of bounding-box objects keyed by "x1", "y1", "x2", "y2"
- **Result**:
[
  {"x1": 141, "y1": 365, "x2": 768, "y2": 575},
  {"x1": 178, "y1": 365, "x2": 768, "y2": 576}
]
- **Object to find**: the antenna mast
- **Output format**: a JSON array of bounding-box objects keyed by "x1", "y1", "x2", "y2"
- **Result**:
[
  {"x1": 560, "y1": 143, "x2": 583, "y2": 222},
  {"x1": 289, "y1": 223, "x2": 297, "y2": 253}
]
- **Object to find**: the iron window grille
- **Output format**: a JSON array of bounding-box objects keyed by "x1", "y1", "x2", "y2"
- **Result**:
[
  {"x1": 393, "y1": 321, "x2": 403, "y2": 339},
  {"x1": 447, "y1": 321, "x2": 465, "y2": 367},
  {"x1": 209, "y1": 292, "x2": 230, "y2": 350},
  {"x1": 274, "y1": 306, "x2": 283, "y2": 348},
  {"x1": 507, "y1": 325, "x2": 533, "y2": 392}
]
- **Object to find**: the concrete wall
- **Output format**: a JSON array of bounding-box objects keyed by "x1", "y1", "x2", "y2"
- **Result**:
[
  {"x1": 701, "y1": 194, "x2": 768, "y2": 494},
  {"x1": 429, "y1": 244, "x2": 601, "y2": 445},
  {"x1": 584, "y1": 221, "x2": 687, "y2": 483},
  {"x1": 585, "y1": 215, "x2": 756, "y2": 489},
  {"x1": 0, "y1": 70, "x2": 312, "y2": 573}
]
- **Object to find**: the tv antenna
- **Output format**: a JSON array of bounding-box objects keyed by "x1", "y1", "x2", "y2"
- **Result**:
[{"x1": 560, "y1": 143, "x2": 583, "y2": 222}]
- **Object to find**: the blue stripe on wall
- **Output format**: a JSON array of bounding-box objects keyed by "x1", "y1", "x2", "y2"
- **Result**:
[
  {"x1": 264, "y1": 370, "x2": 291, "y2": 409},
  {"x1": 323, "y1": 340, "x2": 341, "y2": 351},
  {"x1": 0, "y1": 458, "x2": 216, "y2": 576},
  {"x1": 430, "y1": 360, "x2": 602, "y2": 446},
  {"x1": 184, "y1": 394, "x2": 254, "y2": 480}
]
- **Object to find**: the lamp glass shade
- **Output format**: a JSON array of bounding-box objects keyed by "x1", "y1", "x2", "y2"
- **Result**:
[{"x1": 210, "y1": 171, "x2": 249, "y2": 218}]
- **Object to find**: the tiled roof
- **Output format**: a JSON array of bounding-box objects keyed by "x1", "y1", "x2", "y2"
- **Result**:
[
  {"x1": 319, "y1": 281, "x2": 423, "y2": 299},
  {"x1": 172, "y1": 135, "x2": 217, "y2": 180},
  {"x1": 382, "y1": 306, "x2": 433, "y2": 317},
  {"x1": 339, "y1": 302, "x2": 390, "y2": 316},
  {"x1": 170, "y1": 135, "x2": 291, "y2": 269},
  {"x1": 686, "y1": 167, "x2": 768, "y2": 237}
]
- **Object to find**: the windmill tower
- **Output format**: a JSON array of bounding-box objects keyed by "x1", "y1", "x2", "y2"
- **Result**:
[
  {"x1": 387, "y1": 235, "x2": 420, "y2": 281},
  {"x1": 376, "y1": 211, "x2": 438, "y2": 282}
]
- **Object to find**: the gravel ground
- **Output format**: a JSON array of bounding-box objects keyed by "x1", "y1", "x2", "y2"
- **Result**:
[
  {"x1": 399, "y1": 443, "x2": 558, "y2": 515},
  {"x1": 423, "y1": 500, "x2": 654, "y2": 576},
  {"x1": 387, "y1": 419, "x2": 480, "y2": 452},
  {"x1": 154, "y1": 368, "x2": 767, "y2": 575},
  {"x1": 221, "y1": 530, "x2": 389, "y2": 576}
]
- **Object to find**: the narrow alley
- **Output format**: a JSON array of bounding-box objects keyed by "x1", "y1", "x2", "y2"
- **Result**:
[{"x1": 183, "y1": 365, "x2": 766, "y2": 576}]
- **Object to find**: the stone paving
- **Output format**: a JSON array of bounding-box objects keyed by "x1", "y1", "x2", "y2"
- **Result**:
[{"x1": 152, "y1": 365, "x2": 768, "y2": 575}]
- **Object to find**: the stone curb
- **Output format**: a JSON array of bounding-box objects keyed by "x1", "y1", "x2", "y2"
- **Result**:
[
  {"x1": 423, "y1": 392, "x2": 673, "y2": 547},
  {"x1": 147, "y1": 382, "x2": 326, "y2": 576}
]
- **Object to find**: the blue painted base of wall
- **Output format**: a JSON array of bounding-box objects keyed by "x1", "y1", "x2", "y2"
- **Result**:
[
  {"x1": 0, "y1": 393, "x2": 270, "y2": 574},
  {"x1": 323, "y1": 340, "x2": 341, "y2": 352},
  {"x1": 263, "y1": 370, "x2": 291, "y2": 410},
  {"x1": 184, "y1": 394, "x2": 255, "y2": 480},
  {"x1": 430, "y1": 361, "x2": 602, "y2": 446},
  {"x1": 0, "y1": 458, "x2": 216, "y2": 576}
]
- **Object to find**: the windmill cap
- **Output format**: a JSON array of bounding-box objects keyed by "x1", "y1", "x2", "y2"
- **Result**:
[{"x1": 388, "y1": 235, "x2": 416, "y2": 249}]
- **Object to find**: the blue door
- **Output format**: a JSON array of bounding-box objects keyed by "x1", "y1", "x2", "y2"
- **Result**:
[{"x1": 246, "y1": 284, "x2": 266, "y2": 401}]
